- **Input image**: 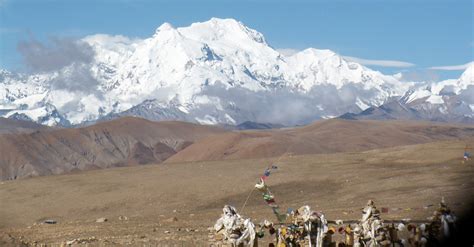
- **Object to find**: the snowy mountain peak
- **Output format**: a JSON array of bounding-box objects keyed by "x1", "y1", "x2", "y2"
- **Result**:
[
  {"x1": 179, "y1": 18, "x2": 267, "y2": 45},
  {"x1": 298, "y1": 48, "x2": 337, "y2": 58},
  {"x1": 156, "y1": 22, "x2": 175, "y2": 33},
  {"x1": 460, "y1": 62, "x2": 474, "y2": 83}
]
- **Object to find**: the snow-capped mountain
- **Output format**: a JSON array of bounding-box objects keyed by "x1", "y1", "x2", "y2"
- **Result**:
[
  {"x1": 341, "y1": 63, "x2": 474, "y2": 123},
  {"x1": 400, "y1": 63, "x2": 474, "y2": 122},
  {"x1": 0, "y1": 18, "x2": 470, "y2": 126}
]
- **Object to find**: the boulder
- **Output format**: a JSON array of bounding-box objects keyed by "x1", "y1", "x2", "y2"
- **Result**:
[{"x1": 96, "y1": 217, "x2": 107, "y2": 223}]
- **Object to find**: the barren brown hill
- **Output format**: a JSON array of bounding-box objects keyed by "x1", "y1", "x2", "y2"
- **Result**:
[
  {"x1": 0, "y1": 117, "x2": 51, "y2": 134},
  {"x1": 0, "y1": 117, "x2": 225, "y2": 180},
  {"x1": 166, "y1": 119, "x2": 474, "y2": 163}
]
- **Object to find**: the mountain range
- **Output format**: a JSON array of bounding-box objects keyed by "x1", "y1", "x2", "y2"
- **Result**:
[
  {"x1": 341, "y1": 64, "x2": 474, "y2": 123},
  {"x1": 0, "y1": 18, "x2": 472, "y2": 126}
]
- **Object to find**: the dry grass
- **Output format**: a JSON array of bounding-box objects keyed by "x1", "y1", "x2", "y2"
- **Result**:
[
  {"x1": 1, "y1": 138, "x2": 473, "y2": 245},
  {"x1": 167, "y1": 119, "x2": 474, "y2": 162}
]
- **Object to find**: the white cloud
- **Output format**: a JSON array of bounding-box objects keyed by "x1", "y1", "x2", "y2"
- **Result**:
[
  {"x1": 397, "y1": 70, "x2": 440, "y2": 83},
  {"x1": 429, "y1": 62, "x2": 473, "y2": 71},
  {"x1": 276, "y1": 48, "x2": 300, "y2": 57},
  {"x1": 343, "y1": 56, "x2": 415, "y2": 68}
]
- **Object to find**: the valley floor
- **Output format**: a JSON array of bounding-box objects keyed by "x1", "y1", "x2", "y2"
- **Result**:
[{"x1": 1, "y1": 139, "x2": 473, "y2": 246}]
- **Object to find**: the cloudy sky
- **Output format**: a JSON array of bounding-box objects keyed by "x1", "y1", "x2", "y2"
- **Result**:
[{"x1": 0, "y1": 0, "x2": 472, "y2": 80}]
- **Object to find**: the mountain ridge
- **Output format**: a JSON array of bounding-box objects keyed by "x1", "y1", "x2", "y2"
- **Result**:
[
  {"x1": 340, "y1": 63, "x2": 474, "y2": 123},
  {"x1": 0, "y1": 18, "x2": 472, "y2": 126}
]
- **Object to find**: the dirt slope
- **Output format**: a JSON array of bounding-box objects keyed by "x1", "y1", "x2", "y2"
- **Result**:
[
  {"x1": 167, "y1": 119, "x2": 474, "y2": 162},
  {"x1": 0, "y1": 117, "x2": 50, "y2": 134},
  {"x1": 0, "y1": 117, "x2": 225, "y2": 180},
  {"x1": 0, "y1": 139, "x2": 473, "y2": 245}
]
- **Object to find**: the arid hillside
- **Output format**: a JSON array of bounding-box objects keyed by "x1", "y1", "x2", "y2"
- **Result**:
[
  {"x1": 0, "y1": 117, "x2": 50, "y2": 134},
  {"x1": 1, "y1": 118, "x2": 473, "y2": 181},
  {"x1": 0, "y1": 117, "x2": 225, "y2": 180},
  {"x1": 0, "y1": 139, "x2": 473, "y2": 246},
  {"x1": 167, "y1": 119, "x2": 474, "y2": 162}
]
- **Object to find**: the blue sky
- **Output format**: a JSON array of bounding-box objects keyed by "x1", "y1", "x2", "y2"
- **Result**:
[{"x1": 0, "y1": 0, "x2": 472, "y2": 80}]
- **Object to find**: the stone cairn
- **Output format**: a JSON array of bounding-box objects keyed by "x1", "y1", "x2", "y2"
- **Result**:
[
  {"x1": 211, "y1": 205, "x2": 257, "y2": 247},
  {"x1": 211, "y1": 199, "x2": 456, "y2": 247},
  {"x1": 353, "y1": 200, "x2": 392, "y2": 247}
]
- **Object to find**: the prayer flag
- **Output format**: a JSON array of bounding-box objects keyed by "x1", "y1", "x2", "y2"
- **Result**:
[
  {"x1": 264, "y1": 169, "x2": 271, "y2": 177},
  {"x1": 260, "y1": 165, "x2": 278, "y2": 180}
]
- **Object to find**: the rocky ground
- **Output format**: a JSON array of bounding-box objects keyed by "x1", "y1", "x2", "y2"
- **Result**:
[{"x1": 1, "y1": 139, "x2": 473, "y2": 246}]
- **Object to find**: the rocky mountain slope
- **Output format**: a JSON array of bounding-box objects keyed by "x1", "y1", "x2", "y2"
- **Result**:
[
  {"x1": 0, "y1": 117, "x2": 224, "y2": 180},
  {"x1": 0, "y1": 117, "x2": 50, "y2": 134}
]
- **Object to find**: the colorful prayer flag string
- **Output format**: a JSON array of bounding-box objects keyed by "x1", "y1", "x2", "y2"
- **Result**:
[
  {"x1": 261, "y1": 165, "x2": 278, "y2": 181},
  {"x1": 255, "y1": 165, "x2": 286, "y2": 222}
]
